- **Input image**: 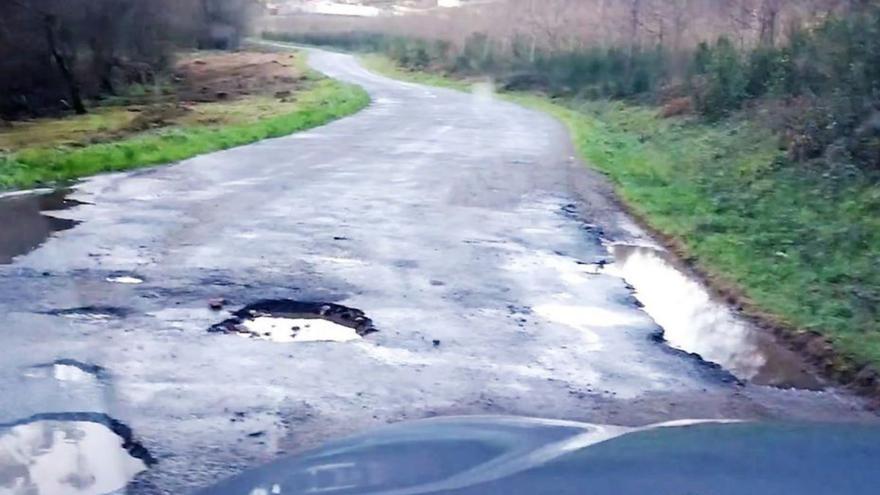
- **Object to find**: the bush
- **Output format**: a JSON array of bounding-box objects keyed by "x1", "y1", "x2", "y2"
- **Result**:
[{"x1": 694, "y1": 37, "x2": 747, "y2": 120}]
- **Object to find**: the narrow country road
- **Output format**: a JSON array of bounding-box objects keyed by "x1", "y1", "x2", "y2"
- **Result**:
[{"x1": 0, "y1": 49, "x2": 875, "y2": 493}]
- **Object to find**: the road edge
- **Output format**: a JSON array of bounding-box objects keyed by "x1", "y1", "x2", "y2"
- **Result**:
[
  {"x1": 0, "y1": 50, "x2": 371, "y2": 193},
  {"x1": 356, "y1": 53, "x2": 880, "y2": 408}
]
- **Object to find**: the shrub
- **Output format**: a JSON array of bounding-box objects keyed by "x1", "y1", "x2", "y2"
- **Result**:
[{"x1": 694, "y1": 37, "x2": 747, "y2": 120}]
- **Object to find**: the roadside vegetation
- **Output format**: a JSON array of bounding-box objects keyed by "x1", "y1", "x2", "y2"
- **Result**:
[
  {"x1": 0, "y1": 51, "x2": 368, "y2": 190},
  {"x1": 264, "y1": 0, "x2": 880, "y2": 378},
  {"x1": 0, "y1": 1, "x2": 369, "y2": 190}
]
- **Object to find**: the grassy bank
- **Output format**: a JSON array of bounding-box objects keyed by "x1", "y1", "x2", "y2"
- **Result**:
[
  {"x1": 363, "y1": 55, "x2": 880, "y2": 373},
  {"x1": 0, "y1": 52, "x2": 369, "y2": 190}
]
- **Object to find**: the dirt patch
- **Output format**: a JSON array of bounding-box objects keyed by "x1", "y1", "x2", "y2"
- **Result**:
[
  {"x1": 210, "y1": 300, "x2": 376, "y2": 343},
  {"x1": 175, "y1": 52, "x2": 307, "y2": 103},
  {"x1": 122, "y1": 104, "x2": 191, "y2": 133},
  {"x1": 0, "y1": 51, "x2": 311, "y2": 153}
]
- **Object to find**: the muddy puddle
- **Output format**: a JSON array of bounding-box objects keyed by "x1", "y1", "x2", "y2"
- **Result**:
[
  {"x1": 0, "y1": 189, "x2": 82, "y2": 265},
  {"x1": 0, "y1": 414, "x2": 152, "y2": 495},
  {"x1": 603, "y1": 244, "x2": 825, "y2": 390},
  {"x1": 210, "y1": 300, "x2": 376, "y2": 343}
]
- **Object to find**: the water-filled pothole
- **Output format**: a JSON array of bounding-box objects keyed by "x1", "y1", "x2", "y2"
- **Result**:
[
  {"x1": 209, "y1": 300, "x2": 376, "y2": 343},
  {"x1": 105, "y1": 274, "x2": 144, "y2": 285},
  {"x1": 46, "y1": 306, "x2": 132, "y2": 321},
  {"x1": 0, "y1": 189, "x2": 84, "y2": 265},
  {"x1": 602, "y1": 243, "x2": 825, "y2": 390},
  {"x1": 24, "y1": 360, "x2": 105, "y2": 384},
  {"x1": 0, "y1": 413, "x2": 153, "y2": 495}
]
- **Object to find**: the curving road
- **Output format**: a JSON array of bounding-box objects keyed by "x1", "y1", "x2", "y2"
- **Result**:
[{"x1": 0, "y1": 48, "x2": 875, "y2": 493}]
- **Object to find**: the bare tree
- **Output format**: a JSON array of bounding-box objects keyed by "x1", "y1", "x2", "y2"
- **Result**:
[
  {"x1": 1, "y1": 0, "x2": 256, "y2": 118},
  {"x1": 759, "y1": 0, "x2": 782, "y2": 45},
  {"x1": 7, "y1": 0, "x2": 87, "y2": 114},
  {"x1": 629, "y1": 0, "x2": 643, "y2": 50}
]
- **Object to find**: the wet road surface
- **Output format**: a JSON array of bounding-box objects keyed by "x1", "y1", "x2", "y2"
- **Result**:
[
  {"x1": 600, "y1": 243, "x2": 826, "y2": 390},
  {"x1": 0, "y1": 48, "x2": 876, "y2": 493},
  {"x1": 0, "y1": 189, "x2": 81, "y2": 264}
]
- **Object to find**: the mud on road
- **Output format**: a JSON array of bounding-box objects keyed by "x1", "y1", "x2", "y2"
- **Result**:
[{"x1": 0, "y1": 47, "x2": 877, "y2": 494}]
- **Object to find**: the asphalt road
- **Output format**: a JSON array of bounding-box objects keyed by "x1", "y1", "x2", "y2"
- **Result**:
[{"x1": 0, "y1": 48, "x2": 876, "y2": 493}]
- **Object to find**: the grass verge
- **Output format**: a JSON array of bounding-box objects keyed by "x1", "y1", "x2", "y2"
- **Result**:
[
  {"x1": 0, "y1": 54, "x2": 369, "y2": 190},
  {"x1": 363, "y1": 54, "x2": 880, "y2": 376}
]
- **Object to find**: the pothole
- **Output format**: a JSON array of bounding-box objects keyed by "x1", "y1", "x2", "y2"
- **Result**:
[
  {"x1": 0, "y1": 189, "x2": 84, "y2": 265},
  {"x1": 601, "y1": 243, "x2": 825, "y2": 390},
  {"x1": 46, "y1": 306, "x2": 132, "y2": 321},
  {"x1": 0, "y1": 413, "x2": 154, "y2": 495},
  {"x1": 23, "y1": 360, "x2": 105, "y2": 384},
  {"x1": 105, "y1": 274, "x2": 144, "y2": 285},
  {"x1": 209, "y1": 300, "x2": 376, "y2": 343}
]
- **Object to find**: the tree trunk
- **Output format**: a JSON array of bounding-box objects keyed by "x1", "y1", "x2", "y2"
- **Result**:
[
  {"x1": 759, "y1": 0, "x2": 780, "y2": 46},
  {"x1": 529, "y1": 35, "x2": 537, "y2": 63},
  {"x1": 91, "y1": 38, "x2": 116, "y2": 95},
  {"x1": 44, "y1": 14, "x2": 86, "y2": 114},
  {"x1": 629, "y1": 0, "x2": 642, "y2": 53}
]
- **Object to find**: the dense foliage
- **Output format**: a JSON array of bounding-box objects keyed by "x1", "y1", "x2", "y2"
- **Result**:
[
  {"x1": 265, "y1": 5, "x2": 880, "y2": 175},
  {"x1": 0, "y1": 0, "x2": 255, "y2": 119}
]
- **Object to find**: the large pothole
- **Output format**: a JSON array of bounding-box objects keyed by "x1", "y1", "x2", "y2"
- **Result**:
[
  {"x1": 209, "y1": 300, "x2": 376, "y2": 343},
  {"x1": 602, "y1": 243, "x2": 825, "y2": 390},
  {"x1": 0, "y1": 413, "x2": 154, "y2": 495}
]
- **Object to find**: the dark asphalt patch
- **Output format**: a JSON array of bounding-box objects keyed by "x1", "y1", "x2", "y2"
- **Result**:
[
  {"x1": 209, "y1": 299, "x2": 376, "y2": 343},
  {"x1": 0, "y1": 189, "x2": 84, "y2": 265},
  {"x1": 0, "y1": 412, "x2": 155, "y2": 494}
]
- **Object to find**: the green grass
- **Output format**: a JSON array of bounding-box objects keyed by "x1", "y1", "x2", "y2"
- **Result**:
[
  {"x1": 0, "y1": 107, "x2": 139, "y2": 150},
  {"x1": 364, "y1": 55, "x2": 880, "y2": 369},
  {"x1": 0, "y1": 73, "x2": 369, "y2": 190}
]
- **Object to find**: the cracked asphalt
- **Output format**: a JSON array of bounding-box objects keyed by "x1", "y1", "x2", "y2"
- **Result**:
[{"x1": 0, "y1": 48, "x2": 876, "y2": 494}]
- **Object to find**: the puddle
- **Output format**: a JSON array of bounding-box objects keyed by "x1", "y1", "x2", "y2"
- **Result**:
[
  {"x1": 0, "y1": 414, "x2": 152, "y2": 495},
  {"x1": 0, "y1": 189, "x2": 83, "y2": 265},
  {"x1": 24, "y1": 360, "x2": 105, "y2": 384},
  {"x1": 105, "y1": 275, "x2": 144, "y2": 285},
  {"x1": 24, "y1": 365, "x2": 95, "y2": 383},
  {"x1": 210, "y1": 300, "x2": 376, "y2": 343},
  {"x1": 603, "y1": 244, "x2": 824, "y2": 390},
  {"x1": 47, "y1": 307, "x2": 132, "y2": 321},
  {"x1": 237, "y1": 317, "x2": 362, "y2": 343}
]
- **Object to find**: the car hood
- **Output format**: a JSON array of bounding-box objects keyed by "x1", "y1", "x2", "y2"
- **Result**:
[{"x1": 201, "y1": 416, "x2": 880, "y2": 495}]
